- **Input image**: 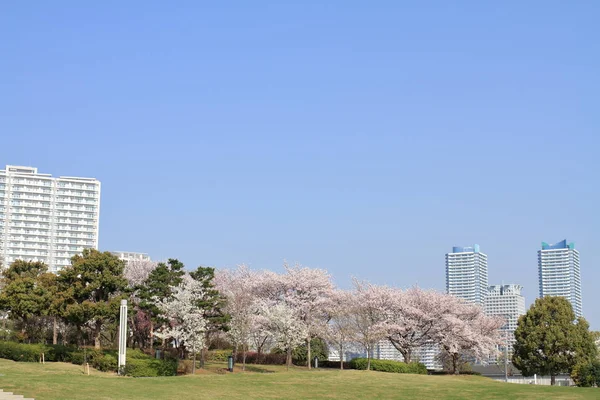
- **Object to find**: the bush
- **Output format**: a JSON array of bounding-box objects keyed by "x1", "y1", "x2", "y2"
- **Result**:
[
  {"x1": 292, "y1": 338, "x2": 328, "y2": 365},
  {"x1": 319, "y1": 360, "x2": 352, "y2": 369},
  {"x1": 46, "y1": 345, "x2": 77, "y2": 362},
  {"x1": 428, "y1": 370, "x2": 481, "y2": 376},
  {"x1": 207, "y1": 349, "x2": 232, "y2": 362},
  {"x1": 235, "y1": 351, "x2": 286, "y2": 365},
  {"x1": 349, "y1": 358, "x2": 427, "y2": 374},
  {"x1": 0, "y1": 341, "x2": 48, "y2": 362},
  {"x1": 124, "y1": 358, "x2": 178, "y2": 377},
  {"x1": 0, "y1": 341, "x2": 176, "y2": 377},
  {"x1": 572, "y1": 360, "x2": 600, "y2": 387}
]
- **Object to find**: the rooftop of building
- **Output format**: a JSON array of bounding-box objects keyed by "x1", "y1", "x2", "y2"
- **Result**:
[
  {"x1": 1, "y1": 165, "x2": 99, "y2": 182},
  {"x1": 541, "y1": 239, "x2": 574, "y2": 250},
  {"x1": 450, "y1": 244, "x2": 481, "y2": 253}
]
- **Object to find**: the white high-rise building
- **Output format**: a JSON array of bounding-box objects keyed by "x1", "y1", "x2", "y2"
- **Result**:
[
  {"x1": 538, "y1": 239, "x2": 582, "y2": 317},
  {"x1": 446, "y1": 245, "x2": 489, "y2": 306},
  {"x1": 0, "y1": 165, "x2": 101, "y2": 272},
  {"x1": 484, "y1": 284, "x2": 526, "y2": 355}
]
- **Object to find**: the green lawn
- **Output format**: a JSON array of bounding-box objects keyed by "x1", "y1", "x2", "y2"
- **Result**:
[{"x1": 0, "y1": 359, "x2": 597, "y2": 400}]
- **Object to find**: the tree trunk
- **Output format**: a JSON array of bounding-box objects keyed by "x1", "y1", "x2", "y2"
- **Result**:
[
  {"x1": 367, "y1": 345, "x2": 371, "y2": 371},
  {"x1": 149, "y1": 320, "x2": 154, "y2": 349},
  {"x1": 257, "y1": 345, "x2": 263, "y2": 365},
  {"x1": 192, "y1": 351, "x2": 196, "y2": 374},
  {"x1": 452, "y1": 354, "x2": 459, "y2": 375},
  {"x1": 93, "y1": 320, "x2": 102, "y2": 349},
  {"x1": 307, "y1": 337, "x2": 311, "y2": 369},
  {"x1": 551, "y1": 375, "x2": 556, "y2": 386},
  {"x1": 242, "y1": 344, "x2": 247, "y2": 371},
  {"x1": 286, "y1": 347, "x2": 292, "y2": 371},
  {"x1": 339, "y1": 344, "x2": 344, "y2": 370},
  {"x1": 52, "y1": 317, "x2": 58, "y2": 345}
]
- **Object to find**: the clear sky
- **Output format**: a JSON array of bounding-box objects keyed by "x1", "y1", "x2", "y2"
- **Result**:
[{"x1": 1, "y1": 2, "x2": 599, "y2": 328}]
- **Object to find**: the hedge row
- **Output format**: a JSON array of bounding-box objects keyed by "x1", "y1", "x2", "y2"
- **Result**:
[
  {"x1": 0, "y1": 342, "x2": 176, "y2": 377},
  {"x1": 349, "y1": 358, "x2": 427, "y2": 374}
]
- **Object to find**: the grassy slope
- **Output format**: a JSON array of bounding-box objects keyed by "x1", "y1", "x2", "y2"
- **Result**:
[{"x1": 0, "y1": 359, "x2": 597, "y2": 400}]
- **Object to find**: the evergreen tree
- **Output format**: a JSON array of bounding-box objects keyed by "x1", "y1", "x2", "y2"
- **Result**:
[
  {"x1": 0, "y1": 260, "x2": 53, "y2": 338},
  {"x1": 57, "y1": 249, "x2": 128, "y2": 349},
  {"x1": 512, "y1": 296, "x2": 597, "y2": 385},
  {"x1": 137, "y1": 259, "x2": 185, "y2": 348}
]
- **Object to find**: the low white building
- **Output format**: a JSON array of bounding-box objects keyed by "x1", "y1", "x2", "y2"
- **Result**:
[{"x1": 111, "y1": 251, "x2": 151, "y2": 263}]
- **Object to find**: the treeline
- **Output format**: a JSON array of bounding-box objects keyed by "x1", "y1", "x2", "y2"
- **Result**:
[{"x1": 1, "y1": 252, "x2": 596, "y2": 383}]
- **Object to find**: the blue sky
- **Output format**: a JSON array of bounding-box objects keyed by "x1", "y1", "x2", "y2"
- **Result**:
[{"x1": 1, "y1": 2, "x2": 599, "y2": 328}]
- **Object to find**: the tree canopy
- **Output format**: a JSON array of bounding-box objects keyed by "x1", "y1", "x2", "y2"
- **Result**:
[{"x1": 512, "y1": 296, "x2": 597, "y2": 385}]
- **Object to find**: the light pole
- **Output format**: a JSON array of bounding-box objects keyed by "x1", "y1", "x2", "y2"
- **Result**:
[
  {"x1": 503, "y1": 327, "x2": 509, "y2": 382},
  {"x1": 118, "y1": 299, "x2": 128, "y2": 375}
]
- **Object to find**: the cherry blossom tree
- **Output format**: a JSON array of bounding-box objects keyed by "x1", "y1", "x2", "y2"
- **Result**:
[
  {"x1": 153, "y1": 276, "x2": 208, "y2": 371},
  {"x1": 383, "y1": 287, "x2": 448, "y2": 363},
  {"x1": 259, "y1": 300, "x2": 307, "y2": 370},
  {"x1": 124, "y1": 260, "x2": 158, "y2": 288},
  {"x1": 326, "y1": 289, "x2": 355, "y2": 369},
  {"x1": 348, "y1": 279, "x2": 390, "y2": 370},
  {"x1": 215, "y1": 265, "x2": 261, "y2": 370},
  {"x1": 434, "y1": 295, "x2": 504, "y2": 374},
  {"x1": 279, "y1": 262, "x2": 335, "y2": 369}
]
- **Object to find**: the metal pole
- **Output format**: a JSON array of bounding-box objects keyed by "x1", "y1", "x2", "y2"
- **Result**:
[
  {"x1": 118, "y1": 299, "x2": 128, "y2": 375},
  {"x1": 504, "y1": 329, "x2": 508, "y2": 382}
]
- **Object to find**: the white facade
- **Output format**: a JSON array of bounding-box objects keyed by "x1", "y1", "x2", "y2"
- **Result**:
[
  {"x1": 446, "y1": 245, "x2": 488, "y2": 306},
  {"x1": 111, "y1": 251, "x2": 151, "y2": 262},
  {"x1": 484, "y1": 284, "x2": 526, "y2": 355},
  {"x1": 328, "y1": 341, "x2": 442, "y2": 370},
  {"x1": 0, "y1": 165, "x2": 101, "y2": 272},
  {"x1": 538, "y1": 240, "x2": 582, "y2": 317}
]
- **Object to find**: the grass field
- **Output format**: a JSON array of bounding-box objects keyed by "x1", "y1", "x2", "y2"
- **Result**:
[{"x1": 0, "y1": 359, "x2": 597, "y2": 400}]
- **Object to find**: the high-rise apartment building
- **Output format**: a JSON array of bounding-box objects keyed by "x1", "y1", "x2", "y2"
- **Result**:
[
  {"x1": 0, "y1": 165, "x2": 101, "y2": 273},
  {"x1": 446, "y1": 244, "x2": 488, "y2": 306},
  {"x1": 538, "y1": 239, "x2": 582, "y2": 317},
  {"x1": 484, "y1": 284, "x2": 526, "y2": 354}
]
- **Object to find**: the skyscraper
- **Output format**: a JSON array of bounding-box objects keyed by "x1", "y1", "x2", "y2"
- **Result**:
[
  {"x1": 484, "y1": 284, "x2": 526, "y2": 354},
  {"x1": 445, "y1": 244, "x2": 488, "y2": 306},
  {"x1": 538, "y1": 239, "x2": 582, "y2": 317},
  {"x1": 0, "y1": 165, "x2": 101, "y2": 272}
]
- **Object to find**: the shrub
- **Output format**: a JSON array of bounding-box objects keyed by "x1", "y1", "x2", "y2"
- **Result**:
[
  {"x1": 349, "y1": 358, "x2": 427, "y2": 374},
  {"x1": 92, "y1": 353, "x2": 118, "y2": 372},
  {"x1": 124, "y1": 358, "x2": 178, "y2": 377},
  {"x1": 46, "y1": 345, "x2": 77, "y2": 362},
  {"x1": 207, "y1": 349, "x2": 231, "y2": 362},
  {"x1": 235, "y1": 351, "x2": 286, "y2": 365},
  {"x1": 0, "y1": 341, "x2": 50, "y2": 362},
  {"x1": 319, "y1": 360, "x2": 352, "y2": 369},
  {"x1": 572, "y1": 360, "x2": 600, "y2": 387},
  {"x1": 0, "y1": 341, "x2": 176, "y2": 377}
]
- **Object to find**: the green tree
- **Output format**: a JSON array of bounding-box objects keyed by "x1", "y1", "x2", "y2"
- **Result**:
[
  {"x1": 0, "y1": 260, "x2": 54, "y2": 339},
  {"x1": 137, "y1": 259, "x2": 185, "y2": 348},
  {"x1": 189, "y1": 266, "x2": 229, "y2": 366},
  {"x1": 292, "y1": 337, "x2": 329, "y2": 365},
  {"x1": 189, "y1": 267, "x2": 228, "y2": 334},
  {"x1": 512, "y1": 296, "x2": 597, "y2": 385},
  {"x1": 57, "y1": 249, "x2": 128, "y2": 349}
]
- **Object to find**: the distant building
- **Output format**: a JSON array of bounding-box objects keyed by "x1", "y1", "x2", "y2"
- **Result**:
[
  {"x1": 111, "y1": 251, "x2": 151, "y2": 263},
  {"x1": 446, "y1": 244, "x2": 489, "y2": 306},
  {"x1": 328, "y1": 341, "x2": 442, "y2": 370},
  {"x1": 538, "y1": 240, "x2": 582, "y2": 317},
  {"x1": 484, "y1": 284, "x2": 526, "y2": 355},
  {"x1": 0, "y1": 165, "x2": 101, "y2": 272}
]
